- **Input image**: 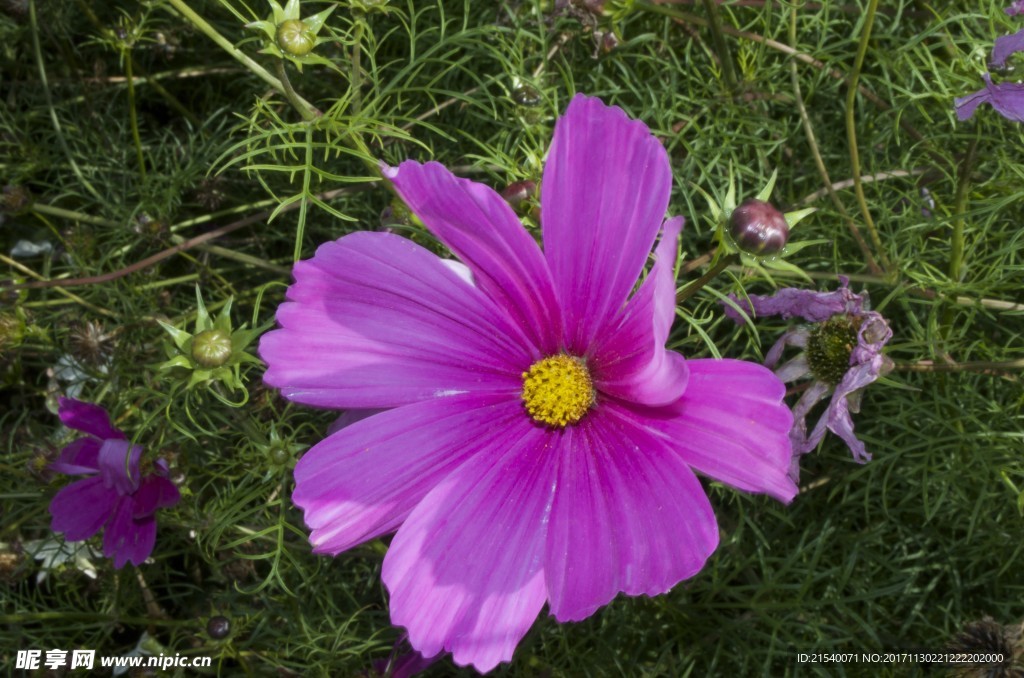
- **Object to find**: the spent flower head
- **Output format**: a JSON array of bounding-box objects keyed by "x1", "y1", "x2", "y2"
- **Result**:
[
  {"x1": 261, "y1": 94, "x2": 797, "y2": 672},
  {"x1": 725, "y1": 277, "x2": 893, "y2": 479},
  {"x1": 246, "y1": 0, "x2": 336, "y2": 71}
]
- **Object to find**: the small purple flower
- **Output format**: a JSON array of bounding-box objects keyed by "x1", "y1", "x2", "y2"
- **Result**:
[
  {"x1": 1008, "y1": 1, "x2": 1024, "y2": 17},
  {"x1": 48, "y1": 398, "x2": 179, "y2": 569},
  {"x1": 262, "y1": 94, "x2": 797, "y2": 672},
  {"x1": 726, "y1": 278, "x2": 893, "y2": 478},
  {"x1": 955, "y1": 73, "x2": 1024, "y2": 122}
]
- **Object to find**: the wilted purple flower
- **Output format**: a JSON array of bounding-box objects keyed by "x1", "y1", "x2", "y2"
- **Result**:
[
  {"x1": 262, "y1": 94, "x2": 796, "y2": 672},
  {"x1": 956, "y1": 73, "x2": 1024, "y2": 122},
  {"x1": 48, "y1": 398, "x2": 179, "y2": 569},
  {"x1": 726, "y1": 278, "x2": 893, "y2": 478},
  {"x1": 1008, "y1": 1, "x2": 1024, "y2": 17}
]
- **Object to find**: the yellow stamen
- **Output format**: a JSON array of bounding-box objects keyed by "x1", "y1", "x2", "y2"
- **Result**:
[{"x1": 521, "y1": 354, "x2": 595, "y2": 427}]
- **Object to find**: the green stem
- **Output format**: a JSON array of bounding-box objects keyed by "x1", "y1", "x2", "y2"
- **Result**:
[
  {"x1": 124, "y1": 51, "x2": 147, "y2": 180},
  {"x1": 275, "y1": 60, "x2": 317, "y2": 121},
  {"x1": 844, "y1": 0, "x2": 892, "y2": 273},
  {"x1": 350, "y1": 18, "x2": 364, "y2": 115},
  {"x1": 29, "y1": 0, "x2": 103, "y2": 203},
  {"x1": 676, "y1": 253, "x2": 738, "y2": 304},
  {"x1": 163, "y1": 0, "x2": 317, "y2": 114},
  {"x1": 948, "y1": 138, "x2": 978, "y2": 284},
  {"x1": 30, "y1": 203, "x2": 121, "y2": 228},
  {"x1": 701, "y1": 0, "x2": 738, "y2": 91}
]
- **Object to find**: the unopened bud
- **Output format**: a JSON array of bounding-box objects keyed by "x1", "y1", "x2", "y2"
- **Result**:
[
  {"x1": 277, "y1": 19, "x2": 315, "y2": 56},
  {"x1": 729, "y1": 198, "x2": 789, "y2": 255},
  {"x1": 191, "y1": 329, "x2": 232, "y2": 368}
]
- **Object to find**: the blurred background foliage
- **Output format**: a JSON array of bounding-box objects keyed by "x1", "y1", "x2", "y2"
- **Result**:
[{"x1": 1, "y1": 0, "x2": 1023, "y2": 675}]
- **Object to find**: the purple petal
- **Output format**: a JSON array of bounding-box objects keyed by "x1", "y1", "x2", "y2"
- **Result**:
[
  {"x1": 104, "y1": 498, "x2": 157, "y2": 568},
  {"x1": 764, "y1": 328, "x2": 810, "y2": 370},
  {"x1": 131, "y1": 475, "x2": 180, "y2": 518},
  {"x1": 49, "y1": 476, "x2": 117, "y2": 541},
  {"x1": 591, "y1": 217, "x2": 690, "y2": 406},
  {"x1": 790, "y1": 380, "x2": 832, "y2": 456},
  {"x1": 724, "y1": 278, "x2": 863, "y2": 325},
  {"x1": 383, "y1": 161, "x2": 562, "y2": 355},
  {"x1": 992, "y1": 29, "x2": 1024, "y2": 67},
  {"x1": 58, "y1": 397, "x2": 124, "y2": 440},
  {"x1": 50, "y1": 438, "x2": 101, "y2": 476},
  {"x1": 381, "y1": 421, "x2": 556, "y2": 672},
  {"x1": 956, "y1": 73, "x2": 1024, "y2": 122},
  {"x1": 294, "y1": 394, "x2": 525, "y2": 555},
  {"x1": 851, "y1": 311, "x2": 892, "y2": 365},
  {"x1": 643, "y1": 359, "x2": 798, "y2": 503},
  {"x1": 97, "y1": 439, "x2": 143, "y2": 495},
  {"x1": 1007, "y1": 1, "x2": 1024, "y2": 16},
  {"x1": 260, "y1": 232, "x2": 531, "y2": 410},
  {"x1": 544, "y1": 404, "x2": 719, "y2": 622},
  {"x1": 809, "y1": 357, "x2": 884, "y2": 463},
  {"x1": 541, "y1": 94, "x2": 672, "y2": 354}
]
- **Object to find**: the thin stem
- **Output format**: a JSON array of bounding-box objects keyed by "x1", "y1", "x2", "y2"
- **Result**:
[
  {"x1": 677, "y1": 253, "x2": 738, "y2": 303},
  {"x1": 163, "y1": 0, "x2": 317, "y2": 115},
  {"x1": 701, "y1": 0, "x2": 738, "y2": 91},
  {"x1": 948, "y1": 137, "x2": 978, "y2": 284},
  {"x1": 274, "y1": 60, "x2": 318, "y2": 121},
  {"x1": 896, "y1": 359, "x2": 1024, "y2": 374},
  {"x1": 28, "y1": 0, "x2": 103, "y2": 203},
  {"x1": 350, "y1": 18, "x2": 364, "y2": 115},
  {"x1": 30, "y1": 204, "x2": 121, "y2": 228},
  {"x1": 844, "y1": 0, "x2": 892, "y2": 273},
  {"x1": 788, "y1": 5, "x2": 881, "y2": 275},
  {"x1": 124, "y1": 51, "x2": 146, "y2": 180}
]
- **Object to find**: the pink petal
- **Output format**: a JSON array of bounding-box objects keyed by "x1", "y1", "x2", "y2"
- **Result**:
[
  {"x1": 293, "y1": 394, "x2": 525, "y2": 555},
  {"x1": 541, "y1": 94, "x2": 672, "y2": 354},
  {"x1": 645, "y1": 359, "x2": 798, "y2": 503},
  {"x1": 591, "y1": 216, "x2": 689, "y2": 406},
  {"x1": 49, "y1": 476, "x2": 117, "y2": 541},
  {"x1": 260, "y1": 232, "x2": 531, "y2": 409},
  {"x1": 545, "y1": 405, "x2": 718, "y2": 622},
  {"x1": 382, "y1": 420, "x2": 557, "y2": 672},
  {"x1": 104, "y1": 498, "x2": 157, "y2": 568},
  {"x1": 58, "y1": 397, "x2": 125, "y2": 440},
  {"x1": 383, "y1": 161, "x2": 562, "y2": 354}
]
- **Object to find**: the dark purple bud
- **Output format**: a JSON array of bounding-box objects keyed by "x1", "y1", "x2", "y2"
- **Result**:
[
  {"x1": 500, "y1": 180, "x2": 535, "y2": 214},
  {"x1": 728, "y1": 198, "x2": 789, "y2": 255},
  {"x1": 207, "y1": 615, "x2": 231, "y2": 639}
]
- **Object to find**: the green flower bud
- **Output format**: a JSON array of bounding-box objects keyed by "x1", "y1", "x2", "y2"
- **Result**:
[
  {"x1": 277, "y1": 19, "x2": 315, "y2": 56},
  {"x1": 191, "y1": 328, "x2": 232, "y2": 368}
]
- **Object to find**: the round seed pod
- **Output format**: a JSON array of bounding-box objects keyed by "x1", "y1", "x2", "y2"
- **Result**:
[
  {"x1": 728, "y1": 198, "x2": 789, "y2": 255},
  {"x1": 277, "y1": 19, "x2": 315, "y2": 57},
  {"x1": 191, "y1": 329, "x2": 232, "y2": 368}
]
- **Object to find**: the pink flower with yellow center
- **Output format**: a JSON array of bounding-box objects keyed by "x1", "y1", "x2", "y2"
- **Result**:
[{"x1": 261, "y1": 94, "x2": 797, "y2": 672}]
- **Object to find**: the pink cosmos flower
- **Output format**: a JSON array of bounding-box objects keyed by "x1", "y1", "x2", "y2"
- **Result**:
[
  {"x1": 49, "y1": 398, "x2": 180, "y2": 569},
  {"x1": 261, "y1": 94, "x2": 796, "y2": 672}
]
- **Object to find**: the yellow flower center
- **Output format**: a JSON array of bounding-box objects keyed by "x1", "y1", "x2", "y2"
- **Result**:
[{"x1": 521, "y1": 354, "x2": 595, "y2": 427}]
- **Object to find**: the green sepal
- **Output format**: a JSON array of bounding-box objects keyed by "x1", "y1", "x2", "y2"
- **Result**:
[{"x1": 158, "y1": 321, "x2": 192, "y2": 353}]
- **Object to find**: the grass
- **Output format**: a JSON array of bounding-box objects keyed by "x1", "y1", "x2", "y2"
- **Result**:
[{"x1": 2, "y1": 0, "x2": 1023, "y2": 675}]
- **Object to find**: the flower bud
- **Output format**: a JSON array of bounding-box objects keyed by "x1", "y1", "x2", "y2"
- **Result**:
[
  {"x1": 191, "y1": 329, "x2": 232, "y2": 368},
  {"x1": 207, "y1": 615, "x2": 231, "y2": 640},
  {"x1": 277, "y1": 19, "x2": 315, "y2": 56},
  {"x1": 500, "y1": 180, "x2": 536, "y2": 215},
  {"x1": 728, "y1": 198, "x2": 789, "y2": 255}
]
